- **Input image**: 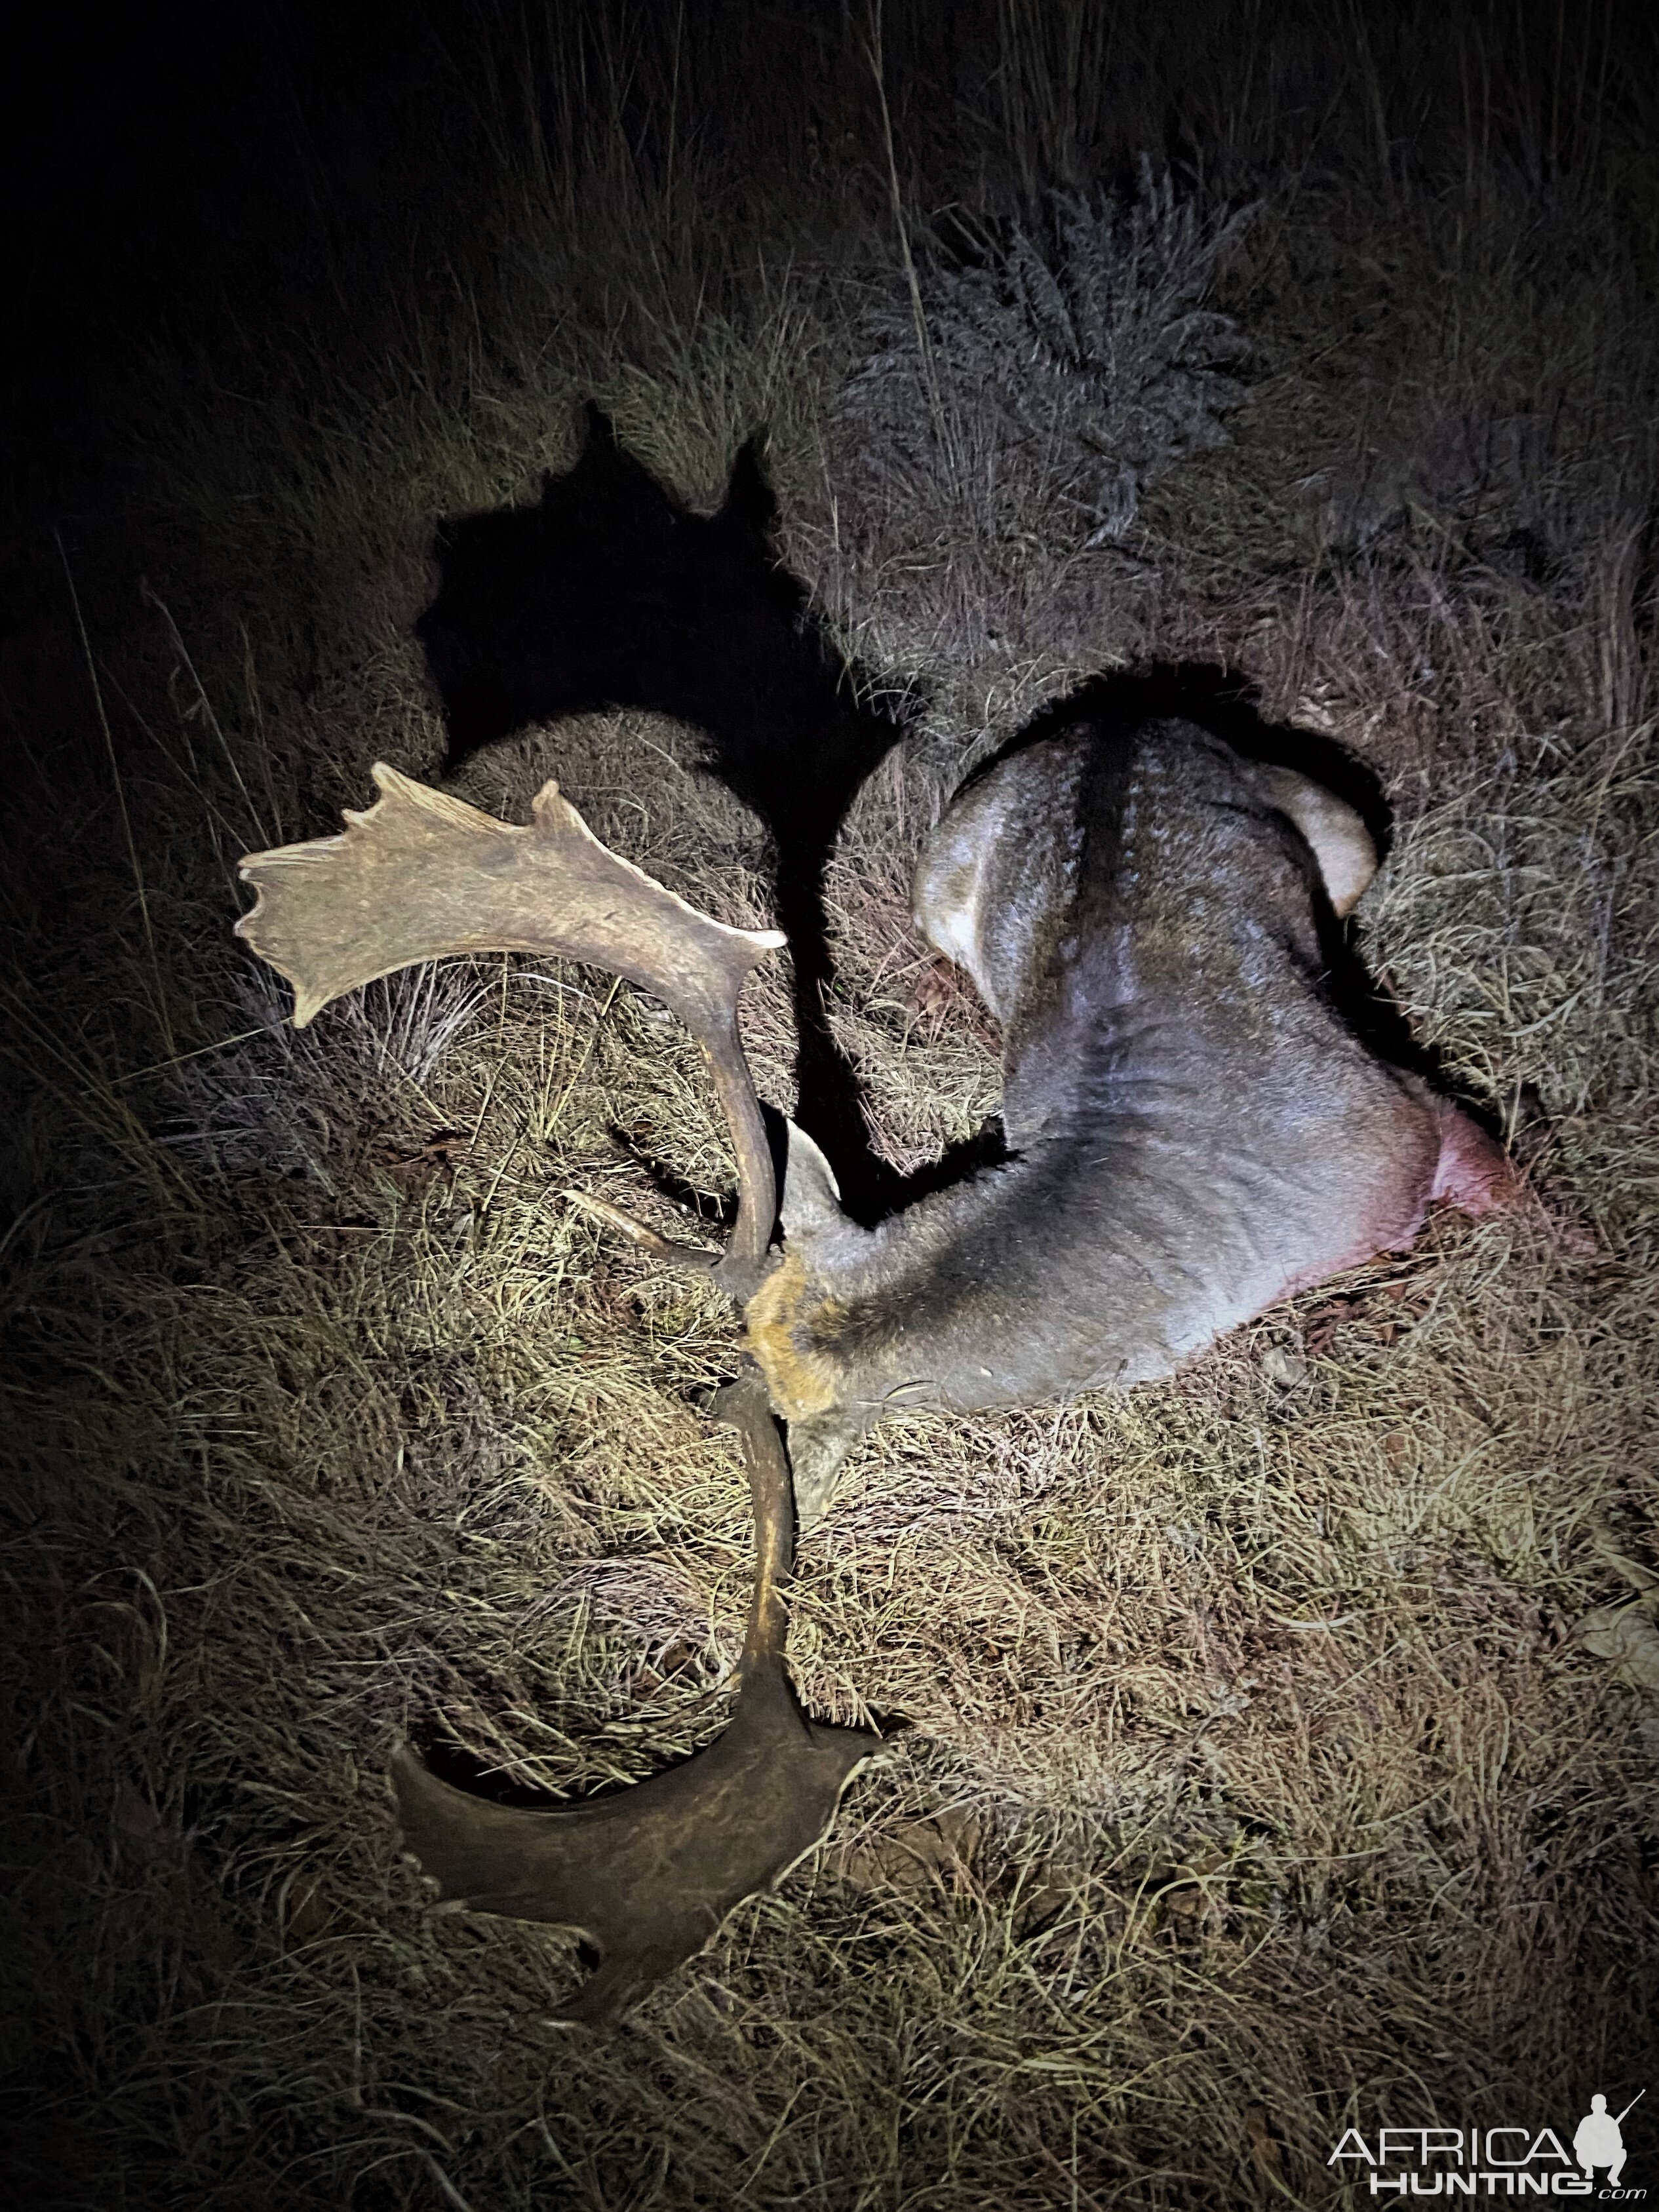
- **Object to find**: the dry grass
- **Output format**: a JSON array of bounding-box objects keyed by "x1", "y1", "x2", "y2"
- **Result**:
[{"x1": 5, "y1": 5, "x2": 1659, "y2": 2205}]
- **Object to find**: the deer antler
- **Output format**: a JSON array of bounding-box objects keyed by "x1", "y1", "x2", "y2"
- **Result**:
[
  {"x1": 237, "y1": 766, "x2": 876, "y2": 2022},
  {"x1": 390, "y1": 1366, "x2": 875, "y2": 2025},
  {"x1": 236, "y1": 764, "x2": 785, "y2": 1295}
]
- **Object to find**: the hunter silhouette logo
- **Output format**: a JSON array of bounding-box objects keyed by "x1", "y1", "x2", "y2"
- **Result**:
[
  {"x1": 1575, "y1": 2095, "x2": 1645, "y2": 2192},
  {"x1": 1328, "y1": 2091, "x2": 1646, "y2": 2198}
]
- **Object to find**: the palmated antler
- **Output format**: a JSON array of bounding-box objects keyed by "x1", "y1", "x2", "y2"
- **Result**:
[
  {"x1": 391, "y1": 1367, "x2": 876, "y2": 2025},
  {"x1": 236, "y1": 763, "x2": 784, "y2": 1294},
  {"x1": 237, "y1": 767, "x2": 876, "y2": 2022}
]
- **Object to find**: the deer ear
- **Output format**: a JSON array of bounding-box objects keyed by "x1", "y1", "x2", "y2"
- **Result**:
[{"x1": 779, "y1": 1121, "x2": 846, "y2": 1239}]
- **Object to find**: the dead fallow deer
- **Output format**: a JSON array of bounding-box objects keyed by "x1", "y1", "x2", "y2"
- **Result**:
[{"x1": 235, "y1": 712, "x2": 1509, "y2": 2011}]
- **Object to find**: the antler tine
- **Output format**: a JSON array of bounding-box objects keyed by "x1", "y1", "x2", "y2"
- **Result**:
[{"x1": 236, "y1": 764, "x2": 785, "y2": 1296}]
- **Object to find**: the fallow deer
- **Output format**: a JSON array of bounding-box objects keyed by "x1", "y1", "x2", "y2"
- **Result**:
[{"x1": 233, "y1": 705, "x2": 1510, "y2": 2014}]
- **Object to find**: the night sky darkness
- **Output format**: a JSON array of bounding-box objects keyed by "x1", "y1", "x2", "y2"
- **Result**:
[
  {"x1": 4, "y1": 0, "x2": 437, "y2": 813},
  {"x1": 9, "y1": 1, "x2": 439, "y2": 517}
]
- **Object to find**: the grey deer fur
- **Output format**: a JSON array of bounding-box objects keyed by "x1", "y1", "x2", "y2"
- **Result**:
[{"x1": 745, "y1": 714, "x2": 1509, "y2": 1523}]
